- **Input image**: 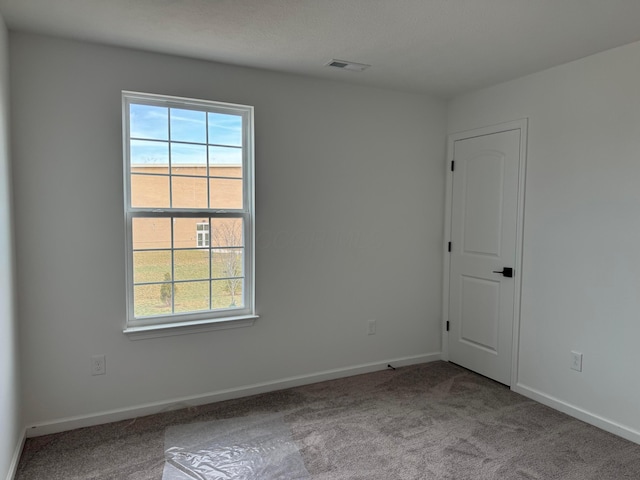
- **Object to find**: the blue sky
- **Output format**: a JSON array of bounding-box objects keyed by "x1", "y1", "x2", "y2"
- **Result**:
[{"x1": 129, "y1": 104, "x2": 242, "y2": 166}]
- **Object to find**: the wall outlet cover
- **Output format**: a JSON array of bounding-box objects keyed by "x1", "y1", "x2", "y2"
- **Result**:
[
  {"x1": 367, "y1": 319, "x2": 377, "y2": 335},
  {"x1": 570, "y1": 351, "x2": 583, "y2": 372},
  {"x1": 91, "y1": 354, "x2": 106, "y2": 376}
]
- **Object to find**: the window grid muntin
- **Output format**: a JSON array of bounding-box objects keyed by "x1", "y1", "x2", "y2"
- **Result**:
[
  {"x1": 131, "y1": 172, "x2": 243, "y2": 180},
  {"x1": 124, "y1": 91, "x2": 254, "y2": 328},
  {"x1": 170, "y1": 210, "x2": 176, "y2": 312},
  {"x1": 132, "y1": 246, "x2": 246, "y2": 252},
  {"x1": 133, "y1": 275, "x2": 245, "y2": 286},
  {"x1": 208, "y1": 219, "x2": 213, "y2": 309},
  {"x1": 167, "y1": 109, "x2": 174, "y2": 209},
  {"x1": 130, "y1": 136, "x2": 243, "y2": 150}
]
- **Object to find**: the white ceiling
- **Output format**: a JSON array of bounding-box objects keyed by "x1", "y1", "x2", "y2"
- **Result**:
[{"x1": 2, "y1": 0, "x2": 640, "y2": 98}]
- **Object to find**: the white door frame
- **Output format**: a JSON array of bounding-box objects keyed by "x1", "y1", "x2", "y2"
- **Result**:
[{"x1": 441, "y1": 119, "x2": 528, "y2": 388}]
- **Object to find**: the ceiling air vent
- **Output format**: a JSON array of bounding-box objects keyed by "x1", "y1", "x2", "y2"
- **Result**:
[{"x1": 325, "y1": 59, "x2": 371, "y2": 72}]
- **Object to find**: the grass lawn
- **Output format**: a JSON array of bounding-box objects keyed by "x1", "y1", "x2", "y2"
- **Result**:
[{"x1": 133, "y1": 249, "x2": 243, "y2": 317}]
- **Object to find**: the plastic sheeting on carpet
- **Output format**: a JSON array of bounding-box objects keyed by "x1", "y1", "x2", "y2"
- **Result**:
[{"x1": 162, "y1": 413, "x2": 310, "y2": 480}]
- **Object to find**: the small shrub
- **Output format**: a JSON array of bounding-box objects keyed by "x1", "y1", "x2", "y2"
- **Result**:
[{"x1": 160, "y1": 272, "x2": 173, "y2": 306}]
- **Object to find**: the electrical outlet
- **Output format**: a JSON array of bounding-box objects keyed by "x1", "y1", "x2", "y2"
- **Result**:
[
  {"x1": 367, "y1": 319, "x2": 377, "y2": 335},
  {"x1": 91, "y1": 354, "x2": 106, "y2": 376},
  {"x1": 570, "y1": 351, "x2": 583, "y2": 372}
]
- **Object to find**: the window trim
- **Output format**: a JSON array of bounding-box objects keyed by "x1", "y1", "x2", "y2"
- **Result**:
[{"x1": 122, "y1": 91, "x2": 256, "y2": 334}]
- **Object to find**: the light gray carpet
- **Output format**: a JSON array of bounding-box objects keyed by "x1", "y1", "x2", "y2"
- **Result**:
[{"x1": 15, "y1": 361, "x2": 640, "y2": 479}]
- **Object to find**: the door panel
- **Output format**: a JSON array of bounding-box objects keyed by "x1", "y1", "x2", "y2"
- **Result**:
[
  {"x1": 460, "y1": 275, "x2": 499, "y2": 352},
  {"x1": 448, "y1": 129, "x2": 520, "y2": 385},
  {"x1": 463, "y1": 152, "x2": 504, "y2": 256}
]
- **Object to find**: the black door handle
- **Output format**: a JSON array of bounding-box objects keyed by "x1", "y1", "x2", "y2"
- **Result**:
[{"x1": 493, "y1": 267, "x2": 513, "y2": 278}]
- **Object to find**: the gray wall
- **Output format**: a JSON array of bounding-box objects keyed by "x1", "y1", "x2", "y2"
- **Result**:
[
  {"x1": 0, "y1": 14, "x2": 20, "y2": 480},
  {"x1": 449, "y1": 39, "x2": 640, "y2": 437},
  {"x1": 10, "y1": 33, "x2": 446, "y2": 427}
]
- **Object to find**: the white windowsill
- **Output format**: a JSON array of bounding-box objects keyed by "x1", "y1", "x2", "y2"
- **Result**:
[{"x1": 123, "y1": 314, "x2": 259, "y2": 340}]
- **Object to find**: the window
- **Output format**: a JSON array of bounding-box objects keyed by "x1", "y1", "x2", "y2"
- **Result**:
[
  {"x1": 123, "y1": 91, "x2": 255, "y2": 333},
  {"x1": 196, "y1": 222, "x2": 210, "y2": 248}
]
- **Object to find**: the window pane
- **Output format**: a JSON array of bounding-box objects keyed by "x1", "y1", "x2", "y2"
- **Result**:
[
  {"x1": 174, "y1": 249, "x2": 210, "y2": 281},
  {"x1": 211, "y1": 218, "x2": 243, "y2": 247},
  {"x1": 211, "y1": 248, "x2": 244, "y2": 280},
  {"x1": 131, "y1": 174, "x2": 170, "y2": 208},
  {"x1": 171, "y1": 143, "x2": 207, "y2": 175},
  {"x1": 173, "y1": 218, "x2": 201, "y2": 249},
  {"x1": 130, "y1": 140, "x2": 169, "y2": 173},
  {"x1": 208, "y1": 113, "x2": 242, "y2": 146},
  {"x1": 209, "y1": 164, "x2": 242, "y2": 179},
  {"x1": 132, "y1": 218, "x2": 171, "y2": 250},
  {"x1": 172, "y1": 176, "x2": 208, "y2": 208},
  {"x1": 209, "y1": 146, "x2": 242, "y2": 167},
  {"x1": 170, "y1": 108, "x2": 206, "y2": 143},
  {"x1": 130, "y1": 104, "x2": 168, "y2": 140},
  {"x1": 133, "y1": 250, "x2": 171, "y2": 283},
  {"x1": 212, "y1": 278, "x2": 244, "y2": 309},
  {"x1": 209, "y1": 178, "x2": 243, "y2": 209},
  {"x1": 134, "y1": 283, "x2": 172, "y2": 318},
  {"x1": 174, "y1": 281, "x2": 210, "y2": 313}
]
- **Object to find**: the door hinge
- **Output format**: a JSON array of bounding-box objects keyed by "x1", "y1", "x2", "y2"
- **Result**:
[
  {"x1": 446, "y1": 321, "x2": 450, "y2": 332},
  {"x1": 447, "y1": 242, "x2": 451, "y2": 252},
  {"x1": 450, "y1": 160, "x2": 455, "y2": 172}
]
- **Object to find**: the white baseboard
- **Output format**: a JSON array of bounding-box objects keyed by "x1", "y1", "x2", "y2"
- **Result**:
[
  {"x1": 5, "y1": 428, "x2": 26, "y2": 480},
  {"x1": 26, "y1": 353, "x2": 441, "y2": 438},
  {"x1": 513, "y1": 383, "x2": 640, "y2": 445}
]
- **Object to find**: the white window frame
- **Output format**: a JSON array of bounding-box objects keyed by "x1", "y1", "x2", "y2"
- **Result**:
[
  {"x1": 122, "y1": 91, "x2": 256, "y2": 337},
  {"x1": 196, "y1": 222, "x2": 210, "y2": 248}
]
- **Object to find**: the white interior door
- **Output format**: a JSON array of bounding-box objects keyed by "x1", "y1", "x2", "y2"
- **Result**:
[{"x1": 448, "y1": 128, "x2": 521, "y2": 385}]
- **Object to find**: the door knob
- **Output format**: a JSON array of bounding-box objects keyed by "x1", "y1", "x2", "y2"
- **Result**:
[{"x1": 492, "y1": 267, "x2": 513, "y2": 278}]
